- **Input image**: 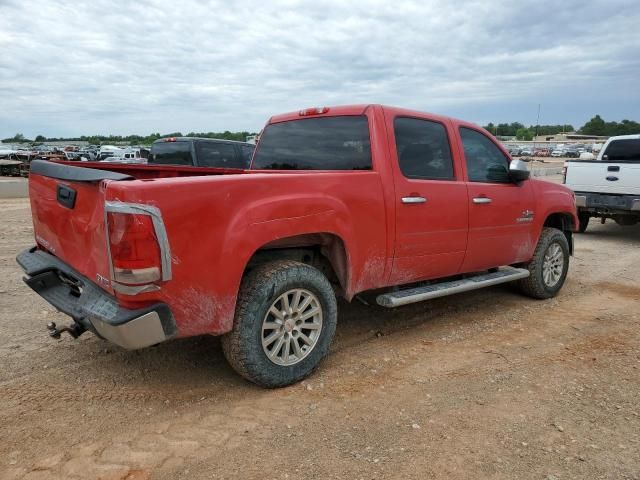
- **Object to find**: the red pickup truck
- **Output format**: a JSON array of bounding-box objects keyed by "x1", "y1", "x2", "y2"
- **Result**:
[{"x1": 17, "y1": 104, "x2": 578, "y2": 387}]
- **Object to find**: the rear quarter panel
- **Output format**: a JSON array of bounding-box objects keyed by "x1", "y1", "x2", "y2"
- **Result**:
[{"x1": 105, "y1": 171, "x2": 389, "y2": 337}]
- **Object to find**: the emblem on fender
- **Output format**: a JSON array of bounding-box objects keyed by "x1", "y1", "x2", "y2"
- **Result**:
[{"x1": 516, "y1": 210, "x2": 535, "y2": 223}]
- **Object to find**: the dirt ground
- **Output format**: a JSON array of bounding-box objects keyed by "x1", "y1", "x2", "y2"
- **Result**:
[{"x1": 1, "y1": 194, "x2": 639, "y2": 480}]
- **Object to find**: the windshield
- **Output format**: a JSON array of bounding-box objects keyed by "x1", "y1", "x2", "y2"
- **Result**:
[
  {"x1": 252, "y1": 116, "x2": 372, "y2": 170},
  {"x1": 602, "y1": 139, "x2": 640, "y2": 162}
]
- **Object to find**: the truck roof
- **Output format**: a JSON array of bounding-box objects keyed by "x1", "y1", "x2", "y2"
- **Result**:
[
  {"x1": 267, "y1": 104, "x2": 477, "y2": 129},
  {"x1": 604, "y1": 134, "x2": 640, "y2": 141},
  {"x1": 152, "y1": 137, "x2": 253, "y2": 146}
]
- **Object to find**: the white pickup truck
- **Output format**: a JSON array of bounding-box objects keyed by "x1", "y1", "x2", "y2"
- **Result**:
[{"x1": 564, "y1": 134, "x2": 640, "y2": 232}]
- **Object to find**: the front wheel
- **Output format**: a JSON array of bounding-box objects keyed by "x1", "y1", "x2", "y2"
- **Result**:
[
  {"x1": 518, "y1": 227, "x2": 570, "y2": 299},
  {"x1": 222, "y1": 260, "x2": 337, "y2": 388}
]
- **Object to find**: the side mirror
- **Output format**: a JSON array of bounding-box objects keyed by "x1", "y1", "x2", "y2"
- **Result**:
[{"x1": 509, "y1": 159, "x2": 530, "y2": 182}]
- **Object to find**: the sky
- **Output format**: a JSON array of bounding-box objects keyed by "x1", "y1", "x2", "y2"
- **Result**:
[{"x1": 1, "y1": 0, "x2": 639, "y2": 138}]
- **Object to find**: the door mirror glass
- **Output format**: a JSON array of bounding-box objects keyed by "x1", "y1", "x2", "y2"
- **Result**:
[{"x1": 509, "y1": 159, "x2": 530, "y2": 182}]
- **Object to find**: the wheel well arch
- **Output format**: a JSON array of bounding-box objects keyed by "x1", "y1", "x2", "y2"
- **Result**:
[
  {"x1": 243, "y1": 233, "x2": 350, "y2": 297},
  {"x1": 543, "y1": 212, "x2": 574, "y2": 254}
]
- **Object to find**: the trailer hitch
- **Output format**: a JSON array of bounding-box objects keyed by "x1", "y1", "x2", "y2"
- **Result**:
[{"x1": 46, "y1": 321, "x2": 85, "y2": 339}]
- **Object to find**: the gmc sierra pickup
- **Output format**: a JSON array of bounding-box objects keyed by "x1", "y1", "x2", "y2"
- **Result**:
[
  {"x1": 564, "y1": 134, "x2": 640, "y2": 232},
  {"x1": 17, "y1": 104, "x2": 578, "y2": 387}
]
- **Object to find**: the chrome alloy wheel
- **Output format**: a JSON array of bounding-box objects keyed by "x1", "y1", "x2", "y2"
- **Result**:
[
  {"x1": 542, "y1": 242, "x2": 564, "y2": 287},
  {"x1": 261, "y1": 289, "x2": 323, "y2": 366}
]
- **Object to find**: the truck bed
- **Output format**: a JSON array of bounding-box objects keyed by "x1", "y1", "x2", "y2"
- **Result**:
[{"x1": 58, "y1": 160, "x2": 250, "y2": 179}]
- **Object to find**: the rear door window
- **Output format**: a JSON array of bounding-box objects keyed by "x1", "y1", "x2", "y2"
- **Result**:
[
  {"x1": 150, "y1": 142, "x2": 193, "y2": 165},
  {"x1": 196, "y1": 142, "x2": 243, "y2": 168},
  {"x1": 394, "y1": 117, "x2": 454, "y2": 180},
  {"x1": 252, "y1": 116, "x2": 372, "y2": 170},
  {"x1": 602, "y1": 139, "x2": 640, "y2": 161}
]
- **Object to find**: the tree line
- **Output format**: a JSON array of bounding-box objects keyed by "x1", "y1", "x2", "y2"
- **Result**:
[
  {"x1": 482, "y1": 122, "x2": 576, "y2": 141},
  {"x1": 2, "y1": 131, "x2": 257, "y2": 145},
  {"x1": 482, "y1": 115, "x2": 640, "y2": 141},
  {"x1": 3, "y1": 115, "x2": 639, "y2": 144}
]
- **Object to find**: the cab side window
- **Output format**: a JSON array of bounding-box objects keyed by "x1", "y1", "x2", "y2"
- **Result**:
[
  {"x1": 459, "y1": 127, "x2": 510, "y2": 183},
  {"x1": 241, "y1": 144, "x2": 255, "y2": 167},
  {"x1": 196, "y1": 142, "x2": 243, "y2": 168},
  {"x1": 394, "y1": 117, "x2": 454, "y2": 180}
]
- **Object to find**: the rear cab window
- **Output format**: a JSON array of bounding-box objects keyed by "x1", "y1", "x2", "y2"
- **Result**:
[
  {"x1": 602, "y1": 139, "x2": 640, "y2": 162},
  {"x1": 252, "y1": 116, "x2": 372, "y2": 170},
  {"x1": 149, "y1": 142, "x2": 193, "y2": 166}
]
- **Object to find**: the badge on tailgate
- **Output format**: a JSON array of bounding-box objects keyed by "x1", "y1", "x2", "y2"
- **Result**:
[{"x1": 57, "y1": 184, "x2": 77, "y2": 209}]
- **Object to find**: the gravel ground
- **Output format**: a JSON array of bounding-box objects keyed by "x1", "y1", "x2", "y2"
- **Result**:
[{"x1": 1, "y1": 194, "x2": 639, "y2": 480}]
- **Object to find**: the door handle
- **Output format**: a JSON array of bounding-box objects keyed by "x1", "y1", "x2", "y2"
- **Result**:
[
  {"x1": 401, "y1": 196, "x2": 427, "y2": 204},
  {"x1": 472, "y1": 197, "x2": 492, "y2": 204}
]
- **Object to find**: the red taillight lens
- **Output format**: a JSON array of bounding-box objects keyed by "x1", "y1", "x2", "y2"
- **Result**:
[{"x1": 107, "y1": 212, "x2": 161, "y2": 285}]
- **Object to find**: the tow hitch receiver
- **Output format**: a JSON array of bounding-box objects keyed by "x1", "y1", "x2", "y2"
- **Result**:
[{"x1": 46, "y1": 321, "x2": 86, "y2": 340}]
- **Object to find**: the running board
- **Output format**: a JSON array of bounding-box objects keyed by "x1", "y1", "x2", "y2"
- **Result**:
[{"x1": 376, "y1": 267, "x2": 530, "y2": 308}]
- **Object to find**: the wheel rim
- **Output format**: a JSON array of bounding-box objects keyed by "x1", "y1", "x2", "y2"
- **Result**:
[
  {"x1": 542, "y1": 242, "x2": 564, "y2": 288},
  {"x1": 261, "y1": 288, "x2": 323, "y2": 366}
]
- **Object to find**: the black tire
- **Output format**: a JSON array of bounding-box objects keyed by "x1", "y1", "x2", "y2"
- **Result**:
[
  {"x1": 578, "y1": 211, "x2": 590, "y2": 233},
  {"x1": 221, "y1": 260, "x2": 337, "y2": 388},
  {"x1": 518, "y1": 227, "x2": 570, "y2": 299}
]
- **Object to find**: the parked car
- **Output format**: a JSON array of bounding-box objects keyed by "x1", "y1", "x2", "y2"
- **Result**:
[
  {"x1": 507, "y1": 145, "x2": 521, "y2": 156},
  {"x1": 100, "y1": 148, "x2": 150, "y2": 164},
  {"x1": 149, "y1": 137, "x2": 255, "y2": 169},
  {"x1": 520, "y1": 148, "x2": 533, "y2": 156},
  {"x1": 551, "y1": 148, "x2": 565, "y2": 157},
  {"x1": 565, "y1": 147, "x2": 580, "y2": 158},
  {"x1": 534, "y1": 148, "x2": 550, "y2": 157},
  {"x1": 17, "y1": 104, "x2": 578, "y2": 387},
  {"x1": 564, "y1": 134, "x2": 640, "y2": 232}
]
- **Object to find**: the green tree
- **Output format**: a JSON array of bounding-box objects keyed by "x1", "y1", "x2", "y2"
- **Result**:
[
  {"x1": 580, "y1": 115, "x2": 607, "y2": 135},
  {"x1": 515, "y1": 128, "x2": 534, "y2": 141}
]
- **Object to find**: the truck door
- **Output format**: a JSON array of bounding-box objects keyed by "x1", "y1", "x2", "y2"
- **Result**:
[
  {"x1": 387, "y1": 115, "x2": 469, "y2": 284},
  {"x1": 456, "y1": 126, "x2": 536, "y2": 272}
]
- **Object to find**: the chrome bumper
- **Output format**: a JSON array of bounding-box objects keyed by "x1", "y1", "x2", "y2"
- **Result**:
[{"x1": 17, "y1": 247, "x2": 176, "y2": 350}]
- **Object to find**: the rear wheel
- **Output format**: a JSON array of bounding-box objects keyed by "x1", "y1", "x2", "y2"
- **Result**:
[
  {"x1": 518, "y1": 227, "x2": 570, "y2": 299},
  {"x1": 222, "y1": 260, "x2": 337, "y2": 388},
  {"x1": 578, "y1": 211, "x2": 590, "y2": 233}
]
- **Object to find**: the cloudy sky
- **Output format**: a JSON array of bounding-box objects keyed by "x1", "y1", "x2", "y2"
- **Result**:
[{"x1": 1, "y1": 0, "x2": 639, "y2": 138}]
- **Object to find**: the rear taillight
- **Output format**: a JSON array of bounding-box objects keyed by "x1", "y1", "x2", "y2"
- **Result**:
[
  {"x1": 107, "y1": 212, "x2": 161, "y2": 285},
  {"x1": 562, "y1": 163, "x2": 568, "y2": 183}
]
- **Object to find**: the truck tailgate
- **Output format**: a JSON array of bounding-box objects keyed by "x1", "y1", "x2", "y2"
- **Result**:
[
  {"x1": 565, "y1": 161, "x2": 640, "y2": 195},
  {"x1": 27, "y1": 160, "x2": 133, "y2": 294}
]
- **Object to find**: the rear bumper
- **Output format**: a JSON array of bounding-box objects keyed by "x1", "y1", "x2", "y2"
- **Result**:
[
  {"x1": 575, "y1": 192, "x2": 640, "y2": 214},
  {"x1": 17, "y1": 247, "x2": 176, "y2": 349}
]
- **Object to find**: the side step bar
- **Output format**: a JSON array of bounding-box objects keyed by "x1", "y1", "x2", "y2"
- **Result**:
[{"x1": 376, "y1": 267, "x2": 530, "y2": 308}]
